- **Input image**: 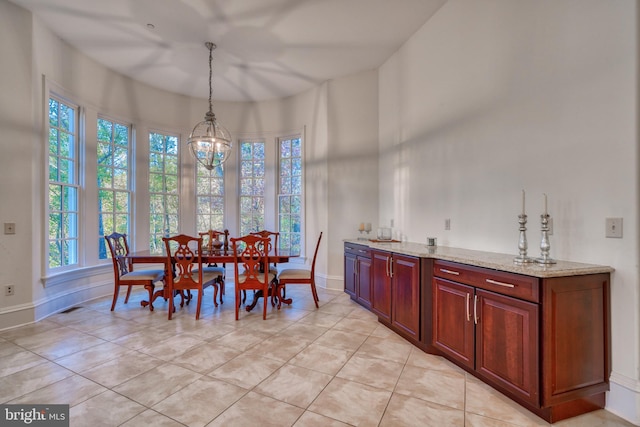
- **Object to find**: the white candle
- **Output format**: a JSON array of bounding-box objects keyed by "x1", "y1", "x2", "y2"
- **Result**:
[
  {"x1": 543, "y1": 193, "x2": 548, "y2": 215},
  {"x1": 521, "y1": 190, "x2": 525, "y2": 215}
]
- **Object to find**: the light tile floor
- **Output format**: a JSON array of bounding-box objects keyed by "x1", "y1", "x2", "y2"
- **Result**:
[{"x1": 0, "y1": 283, "x2": 634, "y2": 427}]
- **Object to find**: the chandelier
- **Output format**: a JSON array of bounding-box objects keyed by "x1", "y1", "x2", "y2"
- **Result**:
[{"x1": 187, "y1": 42, "x2": 232, "y2": 170}]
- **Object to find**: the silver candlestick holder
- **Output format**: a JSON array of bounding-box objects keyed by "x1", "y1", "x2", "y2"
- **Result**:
[
  {"x1": 536, "y1": 214, "x2": 556, "y2": 264},
  {"x1": 514, "y1": 214, "x2": 534, "y2": 264}
]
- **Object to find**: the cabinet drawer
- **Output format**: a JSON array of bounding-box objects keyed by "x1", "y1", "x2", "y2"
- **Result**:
[
  {"x1": 345, "y1": 243, "x2": 370, "y2": 258},
  {"x1": 433, "y1": 260, "x2": 539, "y2": 303}
]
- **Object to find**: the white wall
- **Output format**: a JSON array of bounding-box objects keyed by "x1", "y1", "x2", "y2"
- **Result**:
[
  {"x1": 326, "y1": 71, "x2": 379, "y2": 288},
  {"x1": 0, "y1": 0, "x2": 35, "y2": 326},
  {"x1": 379, "y1": 0, "x2": 639, "y2": 423}
]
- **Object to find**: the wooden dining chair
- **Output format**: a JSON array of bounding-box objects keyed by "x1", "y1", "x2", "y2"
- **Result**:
[
  {"x1": 104, "y1": 232, "x2": 165, "y2": 311},
  {"x1": 251, "y1": 230, "x2": 279, "y2": 252},
  {"x1": 230, "y1": 234, "x2": 275, "y2": 320},
  {"x1": 276, "y1": 232, "x2": 322, "y2": 309},
  {"x1": 197, "y1": 229, "x2": 229, "y2": 304},
  {"x1": 162, "y1": 234, "x2": 221, "y2": 320},
  {"x1": 250, "y1": 230, "x2": 280, "y2": 285},
  {"x1": 199, "y1": 229, "x2": 229, "y2": 251}
]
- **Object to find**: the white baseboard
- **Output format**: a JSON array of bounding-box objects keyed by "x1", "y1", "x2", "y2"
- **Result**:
[
  {"x1": 317, "y1": 274, "x2": 344, "y2": 291},
  {"x1": 0, "y1": 280, "x2": 112, "y2": 331},
  {"x1": 607, "y1": 373, "x2": 640, "y2": 425}
]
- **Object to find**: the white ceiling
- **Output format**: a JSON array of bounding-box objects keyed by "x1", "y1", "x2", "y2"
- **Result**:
[{"x1": 10, "y1": 0, "x2": 446, "y2": 102}]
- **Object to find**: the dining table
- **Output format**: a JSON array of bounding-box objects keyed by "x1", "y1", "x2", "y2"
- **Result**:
[{"x1": 127, "y1": 247, "x2": 298, "y2": 311}]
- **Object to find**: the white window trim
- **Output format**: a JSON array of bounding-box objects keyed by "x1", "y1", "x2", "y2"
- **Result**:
[
  {"x1": 234, "y1": 128, "x2": 305, "y2": 255},
  {"x1": 148, "y1": 129, "x2": 182, "y2": 252},
  {"x1": 96, "y1": 115, "x2": 134, "y2": 261},
  {"x1": 44, "y1": 80, "x2": 85, "y2": 277}
]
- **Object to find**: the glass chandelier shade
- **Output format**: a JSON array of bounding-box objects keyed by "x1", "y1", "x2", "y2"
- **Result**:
[{"x1": 187, "y1": 42, "x2": 232, "y2": 171}]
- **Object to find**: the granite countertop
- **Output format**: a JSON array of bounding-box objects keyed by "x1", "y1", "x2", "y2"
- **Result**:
[{"x1": 344, "y1": 239, "x2": 614, "y2": 278}]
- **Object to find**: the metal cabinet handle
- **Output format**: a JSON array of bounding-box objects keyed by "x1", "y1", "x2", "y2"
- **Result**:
[
  {"x1": 358, "y1": 249, "x2": 368, "y2": 254},
  {"x1": 439, "y1": 268, "x2": 460, "y2": 276},
  {"x1": 466, "y1": 293, "x2": 470, "y2": 322},
  {"x1": 485, "y1": 278, "x2": 515, "y2": 288},
  {"x1": 389, "y1": 256, "x2": 394, "y2": 278},
  {"x1": 473, "y1": 294, "x2": 478, "y2": 324}
]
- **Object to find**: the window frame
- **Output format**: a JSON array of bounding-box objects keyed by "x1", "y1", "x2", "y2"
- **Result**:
[
  {"x1": 97, "y1": 116, "x2": 133, "y2": 260},
  {"x1": 148, "y1": 130, "x2": 181, "y2": 253},
  {"x1": 195, "y1": 158, "x2": 226, "y2": 233},
  {"x1": 46, "y1": 93, "x2": 82, "y2": 274},
  {"x1": 238, "y1": 138, "x2": 267, "y2": 237},
  {"x1": 277, "y1": 134, "x2": 304, "y2": 254}
]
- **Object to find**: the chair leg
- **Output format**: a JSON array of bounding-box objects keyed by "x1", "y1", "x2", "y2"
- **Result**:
[
  {"x1": 277, "y1": 282, "x2": 293, "y2": 309},
  {"x1": 310, "y1": 280, "x2": 319, "y2": 308},
  {"x1": 212, "y1": 283, "x2": 219, "y2": 307},
  {"x1": 262, "y1": 288, "x2": 267, "y2": 320},
  {"x1": 168, "y1": 290, "x2": 174, "y2": 320},
  {"x1": 271, "y1": 281, "x2": 278, "y2": 307},
  {"x1": 110, "y1": 285, "x2": 120, "y2": 311},
  {"x1": 218, "y1": 277, "x2": 224, "y2": 304},
  {"x1": 124, "y1": 285, "x2": 133, "y2": 303},
  {"x1": 276, "y1": 283, "x2": 283, "y2": 310},
  {"x1": 196, "y1": 290, "x2": 203, "y2": 320},
  {"x1": 145, "y1": 283, "x2": 155, "y2": 311},
  {"x1": 235, "y1": 288, "x2": 240, "y2": 320}
]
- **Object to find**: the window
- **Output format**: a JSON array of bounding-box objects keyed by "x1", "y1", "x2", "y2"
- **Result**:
[
  {"x1": 47, "y1": 97, "x2": 79, "y2": 269},
  {"x1": 196, "y1": 161, "x2": 224, "y2": 232},
  {"x1": 278, "y1": 136, "x2": 302, "y2": 253},
  {"x1": 97, "y1": 118, "x2": 131, "y2": 259},
  {"x1": 239, "y1": 140, "x2": 265, "y2": 236},
  {"x1": 149, "y1": 132, "x2": 179, "y2": 253}
]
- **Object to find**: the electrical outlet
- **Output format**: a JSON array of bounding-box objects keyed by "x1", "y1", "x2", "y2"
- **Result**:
[
  {"x1": 605, "y1": 218, "x2": 623, "y2": 238},
  {"x1": 444, "y1": 218, "x2": 451, "y2": 230},
  {"x1": 5, "y1": 285, "x2": 14, "y2": 296},
  {"x1": 4, "y1": 223, "x2": 15, "y2": 234}
]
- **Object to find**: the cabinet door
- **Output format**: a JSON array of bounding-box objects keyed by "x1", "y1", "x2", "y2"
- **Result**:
[
  {"x1": 433, "y1": 277, "x2": 474, "y2": 369},
  {"x1": 392, "y1": 254, "x2": 420, "y2": 340},
  {"x1": 356, "y1": 255, "x2": 372, "y2": 309},
  {"x1": 371, "y1": 250, "x2": 391, "y2": 321},
  {"x1": 476, "y1": 289, "x2": 539, "y2": 405},
  {"x1": 344, "y1": 252, "x2": 356, "y2": 298}
]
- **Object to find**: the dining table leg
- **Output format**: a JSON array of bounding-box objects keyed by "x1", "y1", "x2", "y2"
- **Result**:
[{"x1": 245, "y1": 283, "x2": 280, "y2": 312}]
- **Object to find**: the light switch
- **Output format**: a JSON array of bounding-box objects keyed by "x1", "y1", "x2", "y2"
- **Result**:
[
  {"x1": 4, "y1": 223, "x2": 15, "y2": 235},
  {"x1": 605, "y1": 218, "x2": 622, "y2": 238}
]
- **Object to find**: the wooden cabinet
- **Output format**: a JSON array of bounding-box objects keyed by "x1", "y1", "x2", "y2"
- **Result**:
[
  {"x1": 476, "y1": 288, "x2": 539, "y2": 404},
  {"x1": 433, "y1": 277, "x2": 475, "y2": 368},
  {"x1": 357, "y1": 255, "x2": 372, "y2": 308},
  {"x1": 391, "y1": 254, "x2": 421, "y2": 341},
  {"x1": 343, "y1": 242, "x2": 611, "y2": 423},
  {"x1": 371, "y1": 250, "x2": 392, "y2": 321},
  {"x1": 344, "y1": 243, "x2": 372, "y2": 309},
  {"x1": 434, "y1": 272, "x2": 540, "y2": 404},
  {"x1": 344, "y1": 250, "x2": 356, "y2": 298},
  {"x1": 432, "y1": 259, "x2": 609, "y2": 422},
  {"x1": 371, "y1": 249, "x2": 420, "y2": 341}
]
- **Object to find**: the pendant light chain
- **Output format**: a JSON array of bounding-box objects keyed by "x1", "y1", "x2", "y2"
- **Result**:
[
  {"x1": 208, "y1": 42, "x2": 213, "y2": 114},
  {"x1": 187, "y1": 41, "x2": 232, "y2": 171}
]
